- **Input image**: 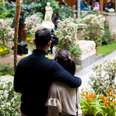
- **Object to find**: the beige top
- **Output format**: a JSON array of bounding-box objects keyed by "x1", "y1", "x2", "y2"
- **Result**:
[{"x1": 47, "y1": 82, "x2": 82, "y2": 116}]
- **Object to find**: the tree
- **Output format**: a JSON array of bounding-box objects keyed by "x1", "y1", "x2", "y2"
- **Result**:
[{"x1": 14, "y1": 0, "x2": 21, "y2": 70}]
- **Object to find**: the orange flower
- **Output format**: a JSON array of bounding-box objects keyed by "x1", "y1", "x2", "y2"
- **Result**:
[
  {"x1": 104, "y1": 102, "x2": 109, "y2": 107},
  {"x1": 85, "y1": 92, "x2": 96, "y2": 101},
  {"x1": 112, "y1": 100, "x2": 116, "y2": 105},
  {"x1": 108, "y1": 88, "x2": 113, "y2": 96},
  {"x1": 103, "y1": 98, "x2": 110, "y2": 107},
  {"x1": 99, "y1": 96, "x2": 106, "y2": 101},
  {"x1": 99, "y1": 96, "x2": 110, "y2": 107},
  {"x1": 109, "y1": 91, "x2": 113, "y2": 96}
]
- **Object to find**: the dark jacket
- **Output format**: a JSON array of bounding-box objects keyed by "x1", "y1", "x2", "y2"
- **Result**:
[{"x1": 14, "y1": 49, "x2": 81, "y2": 116}]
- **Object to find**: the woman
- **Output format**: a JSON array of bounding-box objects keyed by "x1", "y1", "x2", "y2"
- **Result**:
[
  {"x1": 92, "y1": 0, "x2": 100, "y2": 11},
  {"x1": 47, "y1": 50, "x2": 82, "y2": 116}
]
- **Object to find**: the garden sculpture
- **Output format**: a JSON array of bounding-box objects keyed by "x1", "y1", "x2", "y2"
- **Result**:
[{"x1": 41, "y1": 2, "x2": 55, "y2": 30}]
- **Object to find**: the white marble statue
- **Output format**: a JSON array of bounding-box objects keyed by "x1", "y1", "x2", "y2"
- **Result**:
[
  {"x1": 41, "y1": 2, "x2": 55, "y2": 30},
  {"x1": 44, "y1": 2, "x2": 53, "y2": 22}
]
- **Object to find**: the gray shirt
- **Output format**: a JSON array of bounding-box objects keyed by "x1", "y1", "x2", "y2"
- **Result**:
[{"x1": 47, "y1": 82, "x2": 82, "y2": 116}]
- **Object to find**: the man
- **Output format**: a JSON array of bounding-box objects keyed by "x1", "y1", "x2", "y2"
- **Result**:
[{"x1": 14, "y1": 28, "x2": 81, "y2": 116}]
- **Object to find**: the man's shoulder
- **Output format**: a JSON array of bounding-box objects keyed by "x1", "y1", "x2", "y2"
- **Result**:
[
  {"x1": 17, "y1": 54, "x2": 33, "y2": 65},
  {"x1": 44, "y1": 58, "x2": 57, "y2": 67},
  {"x1": 47, "y1": 59, "x2": 61, "y2": 66}
]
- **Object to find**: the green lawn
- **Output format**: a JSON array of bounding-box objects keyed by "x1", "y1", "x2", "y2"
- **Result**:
[{"x1": 97, "y1": 41, "x2": 116, "y2": 56}]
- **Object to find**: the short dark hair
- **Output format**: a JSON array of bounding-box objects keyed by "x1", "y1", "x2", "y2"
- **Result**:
[
  {"x1": 55, "y1": 50, "x2": 76, "y2": 75},
  {"x1": 34, "y1": 28, "x2": 52, "y2": 48}
]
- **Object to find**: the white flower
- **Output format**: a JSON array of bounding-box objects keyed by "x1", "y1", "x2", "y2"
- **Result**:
[
  {"x1": 25, "y1": 13, "x2": 42, "y2": 36},
  {"x1": 90, "y1": 59, "x2": 116, "y2": 95},
  {"x1": 0, "y1": 75, "x2": 20, "y2": 115}
]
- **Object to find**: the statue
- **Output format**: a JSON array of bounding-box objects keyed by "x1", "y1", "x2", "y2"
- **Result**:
[
  {"x1": 44, "y1": 2, "x2": 53, "y2": 22},
  {"x1": 41, "y1": 2, "x2": 55, "y2": 30}
]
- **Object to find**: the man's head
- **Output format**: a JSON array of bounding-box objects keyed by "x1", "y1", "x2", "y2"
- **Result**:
[{"x1": 34, "y1": 28, "x2": 52, "y2": 50}]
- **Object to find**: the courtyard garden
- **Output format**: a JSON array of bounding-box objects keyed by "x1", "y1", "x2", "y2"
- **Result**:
[{"x1": 0, "y1": 0, "x2": 116, "y2": 116}]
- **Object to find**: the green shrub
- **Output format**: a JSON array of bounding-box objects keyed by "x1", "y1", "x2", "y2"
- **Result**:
[
  {"x1": 81, "y1": 13, "x2": 105, "y2": 46},
  {"x1": 0, "y1": 2, "x2": 16, "y2": 18},
  {"x1": 59, "y1": 5, "x2": 73, "y2": 19},
  {"x1": 101, "y1": 21, "x2": 112, "y2": 45},
  {"x1": 0, "y1": 64, "x2": 14, "y2": 76},
  {"x1": 22, "y1": 0, "x2": 59, "y2": 15},
  {"x1": 84, "y1": 24, "x2": 103, "y2": 46}
]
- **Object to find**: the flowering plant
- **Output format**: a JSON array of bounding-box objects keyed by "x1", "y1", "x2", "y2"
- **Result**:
[
  {"x1": 25, "y1": 13, "x2": 42, "y2": 38},
  {"x1": 81, "y1": 91, "x2": 104, "y2": 116},
  {"x1": 0, "y1": 19, "x2": 9, "y2": 45},
  {"x1": 81, "y1": 59, "x2": 116, "y2": 116},
  {"x1": 55, "y1": 18, "x2": 81, "y2": 58},
  {"x1": 0, "y1": 75, "x2": 20, "y2": 116},
  {"x1": 81, "y1": 13, "x2": 105, "y2": 46},
  {"x1": 81, "y1": 90, "x2": 116, "y2": 116},
  {"x1": 99, "y1": 88, "x2": 116, "y2": 116},
  {"x1": 0, "y1": 19, "x2": 14, "y2": 46},
  {"x1": 90, "y1": 59, "x2": 116, "y2": 96},
  {"x1": 0, "y1": 44, "x2": 9, "y2": 56}
]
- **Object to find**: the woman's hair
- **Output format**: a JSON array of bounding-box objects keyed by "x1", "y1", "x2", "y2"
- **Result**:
[{"x1": 55, "y1": 50, "x2": 76, "y2": 75}]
